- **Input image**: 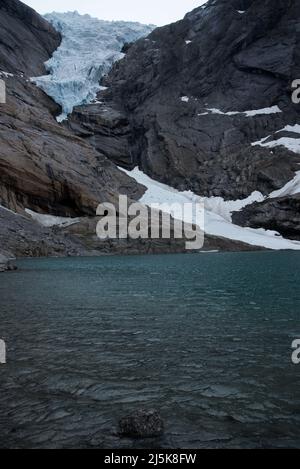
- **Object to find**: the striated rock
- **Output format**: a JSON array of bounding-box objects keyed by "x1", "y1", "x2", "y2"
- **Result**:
[
  {"x1": 118, "y1": 409, "x2": 164, "y2": 439},
  {"x1": 0, "y1": 0, "x2": 61, "y2": 76}
]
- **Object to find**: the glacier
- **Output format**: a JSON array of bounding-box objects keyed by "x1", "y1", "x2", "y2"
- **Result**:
[{"x1": 32, "y1": 11, "x2": 154, "y2": 121}]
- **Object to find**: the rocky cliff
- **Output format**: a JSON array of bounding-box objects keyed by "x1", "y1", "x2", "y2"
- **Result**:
[
  {"x1": 0, "y1": 0, "x2": 61, "y2": 76},
  {"x1": 69, "y1": 0, "x2": 300, "y2": 240}
]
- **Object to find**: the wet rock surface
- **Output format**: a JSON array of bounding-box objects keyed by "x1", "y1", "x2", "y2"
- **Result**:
[{"x1": 119, "y1": 410, "x2": 164, "y2": 438}]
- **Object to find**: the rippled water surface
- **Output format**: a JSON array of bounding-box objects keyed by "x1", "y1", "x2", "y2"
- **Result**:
[{"x1": 0, "y1": 252, "x2": 299, "y2": 448}]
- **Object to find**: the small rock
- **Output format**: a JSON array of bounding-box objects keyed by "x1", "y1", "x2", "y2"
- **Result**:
[{"x1": 118, "y1": 409, "x2": 164, "y2": 439}]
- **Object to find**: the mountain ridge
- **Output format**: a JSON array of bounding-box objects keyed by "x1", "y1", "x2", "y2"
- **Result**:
[{"x1": 1, "y1": 0, "x2": 300, "y2": 256}]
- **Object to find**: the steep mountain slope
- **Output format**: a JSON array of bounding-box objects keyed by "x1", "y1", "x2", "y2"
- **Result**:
[
  {"x1": 0, "y1": 0, "x2": 143, "y2": 219},
  {"x1": 0, "y1": 0, "x2": 61, "y2": 76},
  {"x1": 69, "y1": 0, "x2": 300, "y2": 240}
]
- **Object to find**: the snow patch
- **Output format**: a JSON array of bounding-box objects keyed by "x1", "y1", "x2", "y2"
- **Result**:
[
  {"x1": 32, "y1": 12, "x2": 154, "y2": 121},
  {"x1": 244, "y1": 106, "x2": 282, "y2": 116},
  {"x1": 25, "y1": 209, "x2": 80, "y2": 228},
  {"x1": 0, "y1": 71, "x2": 14, "y2": 78},
  {"x1": 203, "y1": 191, "x2": 264, "y2": 222},
  {"x1": 208, "y1": 108, "x2": 240, "y2": 116},
  {"x1": 269, "y1": 171, "x2": 300, "y2": 199},
  {"x1": 119, "y1": 167, "x2": 300, "y2": 250},
  {"x1": 252, "y1": 136, "x2": 300, "y2": 154},
  {"x1": 203, "y1": 105, "x2": 282, "y2": 117},
  {"x1": 277, "y1": 124, "x2": 300, "y2": 134}
]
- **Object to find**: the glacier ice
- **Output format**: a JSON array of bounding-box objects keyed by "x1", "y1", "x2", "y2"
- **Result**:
[{"x1": 32, "y1": 11, "x2": 154, "y2": 121}]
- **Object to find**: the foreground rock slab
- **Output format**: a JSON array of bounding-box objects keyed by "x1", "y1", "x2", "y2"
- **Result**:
[
  {"x1": 118, "y1": 409, "x2": 164, "y2": 439},
  {"x1": 0, "y1": 252, "x2": 17, "y2": 272}
]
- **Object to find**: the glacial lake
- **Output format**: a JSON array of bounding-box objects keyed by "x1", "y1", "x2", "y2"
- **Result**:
[{"x1": 0, "y1": 252, "x2": 299, "y2": 448}]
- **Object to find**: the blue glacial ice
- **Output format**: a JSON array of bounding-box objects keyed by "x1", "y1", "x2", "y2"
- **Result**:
[{"x1": 32, "y1": 11, "x2": 154, "y2": 121}]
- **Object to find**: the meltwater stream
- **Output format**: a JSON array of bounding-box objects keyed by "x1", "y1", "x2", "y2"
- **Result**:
[{"x1": 0, "y1": 252, "x2": 299, "y2": 448}]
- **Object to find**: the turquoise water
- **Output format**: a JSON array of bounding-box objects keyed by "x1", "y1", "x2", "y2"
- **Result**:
[{"x1": 0, "y1": 252, "x2": 299, "y2": 448}]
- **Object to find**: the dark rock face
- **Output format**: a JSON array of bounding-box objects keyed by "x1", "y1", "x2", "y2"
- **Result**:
[
  {"x1": 0, "y1": 0, "x2": 61, "y2": 76},
  {"x1": 232, "y1": 194, "x2": 300, "y2": 241},
  {"x1": 0, "y1": 206, "x2": 89, "y2": 257},
  {"x1": 118, "y1": 410, "x2": 164, "y2": 438},
  {"x1": 69, "y1": 105, "x2": 134, "y2": 168},
  {"x1": 70, "y1": 0, "x2": 300, "y2": 204}
]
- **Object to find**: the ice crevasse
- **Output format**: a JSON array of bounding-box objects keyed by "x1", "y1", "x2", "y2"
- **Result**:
[{"x1": 32, "y1": 11, "x2": 154, "y2": 121}]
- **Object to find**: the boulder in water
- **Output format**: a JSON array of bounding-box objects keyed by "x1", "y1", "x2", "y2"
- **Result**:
[{"x1": 118, "y1": 409, "x2": 164, "y2": 439}]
